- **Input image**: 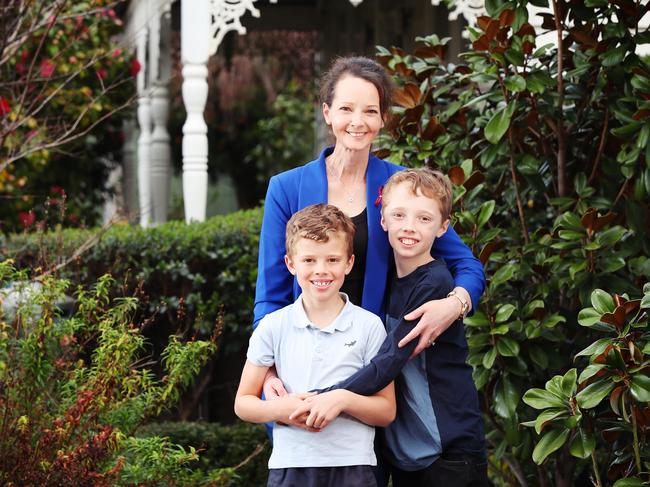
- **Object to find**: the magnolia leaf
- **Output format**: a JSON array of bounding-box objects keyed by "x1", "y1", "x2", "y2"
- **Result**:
[
  {"x1": 495, "y1": 304, "x2": 516, "y2": 323},
  {"x1": 484, "y1": 101, "x2": 516, "y2": 144},
  {"x1": 577, "y1": 307, "x2": 602, "y2": 327},
  {"x1": 561, "y1": 368, "x2": 577, "y2": 397},
  {"x1": 504, "y1": 74, "x2": 526, "y2": 92},
  {"x1": 483, "y1": 347, "x2": 497, "y2": 369},
  {"x1": 532, "y1": 429, "x2": 570, "y2": 464},
  {"x1": 533, "y1": 408, "x2": 567, "y2": 434},
  {"x1": 497, "y1": 337, "x2": 520, "y2": 357},
  {"x1": 477, "y1": 200, "x2": 496, "y2": 228},
  {"x1": 576, "y1": 380, "x2": 615, "y2": 409},
  {"x1": 569, "y1": 428, "x2": 595, "y2": 459},
  {"x1": 578, "y1": 364, "x2": 607, "y2": 384},
  {"x1": 591, "y1": 289, "x2": 615, "y2": 314},
  {"x1": 612, "y1": 478, "x2": 647, "y2": 487},
  {"x1": 575, "y1": 338, "x2": 611, "y2": 358},
  {"x1": 630, "y1": 374, "x2": 650, "y2": 402},
  {"x1": 523, "y1": 388, "x2": 566, "y2": 409}
]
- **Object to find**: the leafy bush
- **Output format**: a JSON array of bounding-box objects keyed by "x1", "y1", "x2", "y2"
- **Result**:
[
  {"x1": 1, "y1": 208, "x2": 262, "y2": 358},
  {"x1": 138, "y1": 421, "x2": 270, "y2": 486},
  {"x1": 375, "y1": 1, "x2": 649, "y2": 485},
  {"x1": 0, "y1": 261, "x2": 218, "y2": 485}
]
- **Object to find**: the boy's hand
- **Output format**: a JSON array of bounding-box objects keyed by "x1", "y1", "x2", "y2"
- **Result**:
[
  {"x1": 289, "y1": 390, "x2": 349, "y2": 430},
  {"x1": 274, "y1": 393, "x2": 320, "y2": 432}
]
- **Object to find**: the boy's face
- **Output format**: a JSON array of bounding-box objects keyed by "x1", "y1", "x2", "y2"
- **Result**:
[
  {"x1": 381, "y1": 182, "x2": 449, "y2": 266},
  {"x1": 285, "y1": 232, "x2": 354, "y2": 305}
]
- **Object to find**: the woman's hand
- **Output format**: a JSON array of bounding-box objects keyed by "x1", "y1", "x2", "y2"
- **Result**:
[
  {"x1": 274, "y1": 393, "x2": 320, "y2": 432},
  {"x1": 399, "y1": 287, "x2": 471, "y2": 358}
]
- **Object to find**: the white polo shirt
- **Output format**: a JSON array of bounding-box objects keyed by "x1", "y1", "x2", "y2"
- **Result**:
[{"x1": 247, "y1": 293, "x2": 387, "y2": 469}]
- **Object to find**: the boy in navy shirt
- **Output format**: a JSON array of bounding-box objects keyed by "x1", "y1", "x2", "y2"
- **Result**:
[{"x1": 292, "y1": 169, "x2": 486, "y2": 486}]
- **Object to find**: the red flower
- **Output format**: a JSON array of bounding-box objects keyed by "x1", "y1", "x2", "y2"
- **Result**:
[
  {"x1": 40, "y1": 59, "x2": 55, "y2": 78},
  {"x1": 374, "y1": 185, "x2": 384, "y2": 207},
  {"x1": 130, "y1": 58, "x2": 141, "y2": 77},
  {"x1": 0, "y1": 96, "x2": 10, "y2": 116},
  {"x1": 111, "y1": 48, "x2": 122, "y2": 58},
  {"x1": 18, "y1": 211, "x2": 35, "y2": 228},
  {"x1": 16, "y1": 62, "x2": 25, "y2": 75},
  {"x1": 50, "y1": 185, "x2": 65, "y2": 195},
  {"x1": 21, "y1": 49, "x2": 28, "y2": 61},
  {"x1": 96, "y1": 68, "x2": 107, "y2": 80}
]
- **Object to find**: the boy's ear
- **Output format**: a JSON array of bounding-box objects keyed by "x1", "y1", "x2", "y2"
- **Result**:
[
  {"x1": 437, "y1": 219, "x2": 450, "y2": 237},
  {"x1": 380, "y1": 214, "x2": 387, "y2": 232},
  {"x1": 284, "y1": 254, "x2": 296, "y2": 275},
  {"x1": 345, "y1": 254, "x2": 355, "y2": 275}
]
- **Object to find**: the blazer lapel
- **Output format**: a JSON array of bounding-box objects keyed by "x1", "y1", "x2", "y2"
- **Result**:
[{"x1": 298, "y1": 148, "x2": 329, "y2": 209}]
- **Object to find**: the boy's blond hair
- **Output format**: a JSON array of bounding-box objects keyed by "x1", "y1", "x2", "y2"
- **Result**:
[
  {"x1": 382, "y1": 168, "x2": 453, "y2": 220},
  {"x1": 285, "y1": 204, "x2": 355, "y2": 257}
]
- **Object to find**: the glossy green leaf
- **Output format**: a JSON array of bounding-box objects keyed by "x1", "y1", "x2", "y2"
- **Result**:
[
  {"x1": 495, "y1": 377, "x2": 520, "y2": 418},
  {"x1": 491, "y1": 263, "x2": 517, "y2": 287},
  {"x1": 569, "y1": 429, "x2": 595, "y2": 459},
  {"x1": 596, "y1": 226, "x2": 627, "y2": 247},
  {"x1": 561, "y1": 368, "x2": 577, "y2": 397},
  {"x1": 483, "y1": 347, "x2": 497, "y2": 369},
  {"x1": 528, "y1": 345, "x2": 548, "y2": 369},
  {"x1": 575, "y1": 338, "x2": 611, "y2": 357},
  {"x1": 523, "y1": 388, "x2": 566, "y2": 409},
  {"x1": 590, "y1": 289, "x2": 615, "y2": 314},
  {"x1": 613, "y1": 478, "x2": 647, "y2": 487},
  {"x1": 577, "y1": 307, "x2": 602, "y2": 327},
  {"x1": 465, "y1": 311, "x2": 490, "y2": 327},
  {"x1": 578, "y1": 364, "x2": 606, "y2": 384},
  {"x1": 504, "y1": 74, "x2": 526, "y2": 92},
  {"x1": 495, "y1": 304, "x2": 516, "y2": 323},
  {"x1": 534, "y1": 408, "x2": 567, "y2": 434},
  {"x1": 576, "y1": 380, "x2": 615, "y2": 409},
  {"x1": 630, "y1": 374, "x2": 650, "y2": 402},
  {"x1": 532, "y1": 429, "x2": 570, "y2": 464},
  {"x1": 484, "y1": 101, "x2": 517, "y2": 144},
  {"x1": 477, "y1": 200, "x2": 495, "y2": 228},
  {"x1": 497, "y1": 337, "x2": 520, "y2": 357}
]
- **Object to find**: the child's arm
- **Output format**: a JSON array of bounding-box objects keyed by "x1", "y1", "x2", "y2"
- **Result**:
[
  {"x1": 290, "y1": 382, "x2": 396, "y2": 430},
  {"x1": 234, "y1": 360, "x2": 315, "y2": 427},
  {"x1": 318, "y1": 284, "x2": 451, "y2": 396}
]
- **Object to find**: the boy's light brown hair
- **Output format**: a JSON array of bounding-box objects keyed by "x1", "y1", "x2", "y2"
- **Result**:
[
  {"x1": 382, "y1": 168, "x2": 453, "y2": 220},
  {"x1": 285, "y1": 204, "x2": 355, "y2": 257}
]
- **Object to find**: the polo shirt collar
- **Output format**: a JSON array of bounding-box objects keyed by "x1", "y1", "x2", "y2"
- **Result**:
[{"x1": 292, "y1": 294, "x2": 354, "y2": 333}]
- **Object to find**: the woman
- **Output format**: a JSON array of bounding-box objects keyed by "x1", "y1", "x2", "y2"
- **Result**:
[{"x1": 254, "y1": 56, "x2": 484, "y2": 355}]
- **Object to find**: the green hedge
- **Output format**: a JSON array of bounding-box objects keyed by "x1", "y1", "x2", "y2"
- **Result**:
[
  {"x1": 0, "y1": 208, "x2": 262, "y2": 356},
  {"x1": 138, "y1": 421, "x2": 270, "y2": 486}
]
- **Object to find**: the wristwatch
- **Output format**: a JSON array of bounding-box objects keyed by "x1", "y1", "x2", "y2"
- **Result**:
[{"x1": 447, "y1": 290, "x2": 470, "y2": 319}]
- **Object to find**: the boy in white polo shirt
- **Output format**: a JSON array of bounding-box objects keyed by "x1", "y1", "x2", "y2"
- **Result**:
[{"x1": 235, "y1": 203, "x2": 396, "y2": 487}]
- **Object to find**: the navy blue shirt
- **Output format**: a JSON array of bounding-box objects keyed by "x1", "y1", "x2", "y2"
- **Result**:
[{"x1": 321, "y1": 259, "x2": 485, "y2": 469}]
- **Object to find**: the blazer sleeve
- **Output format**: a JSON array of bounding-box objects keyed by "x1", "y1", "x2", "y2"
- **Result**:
[
  {"x1": 431, "y1": 225, "x2": 485, "y2": 312},
  {"x1": 253, "y1": 176, "x2": 294, "y2": 329}
]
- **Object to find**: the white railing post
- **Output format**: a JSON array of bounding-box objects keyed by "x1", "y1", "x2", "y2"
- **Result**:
[{"x1": 136, "y1": 28, "x2": 152, "y2": 227}]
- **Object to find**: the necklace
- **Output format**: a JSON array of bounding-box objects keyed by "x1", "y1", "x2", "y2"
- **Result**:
[{"x1": 326, "y1": 157, "x2": 365, "y2": 205}]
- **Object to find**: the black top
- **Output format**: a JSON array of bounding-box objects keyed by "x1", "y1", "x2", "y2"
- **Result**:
[{"x1": 340, "y1": 208, "x2": 367, "y2": 305}]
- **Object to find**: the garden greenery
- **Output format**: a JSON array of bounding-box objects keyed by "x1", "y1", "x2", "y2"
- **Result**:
[
  {"x1": 375, "y1": 0, "x2": 649, "y2": 485},
  {"x1": 0, "y1": 261, "x2": 225, "y2": 485}
]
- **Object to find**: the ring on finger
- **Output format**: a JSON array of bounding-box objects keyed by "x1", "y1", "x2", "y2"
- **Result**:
[{"x1": 428, "y1": 338, "x2": 435, "y2": 347}]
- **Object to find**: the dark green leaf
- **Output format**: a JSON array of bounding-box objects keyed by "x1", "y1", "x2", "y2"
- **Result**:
[
  {"x1": 577, "y1": 307, "x2": 602, "y2": 327},
  {"x1": 575, "y1": 338, "x2": 611, "y2": 357},
  {"x1": 483, "y1": 347, "x2": 497, "y2": 369},
  {"x1": 561, "y1": 368, "x2": 577, "y2": 397},
  {"x1": 523, "y1": 388, "x2": 566, "y2": 409},
  {"x1": 491, "y1": 263, "x2": 517, "y2": 287},
  {"x1": 532, "y1": 429, "x2": 570, "y2": 464},
  {"x1": 613, "y1": 478, "x2": 647, "y2": 487},
  {"x1": 495, "y1": 304, "x2": 516, "y2": 323},
  {"x1": 576, "y1": 380, "x2": 615, "y2": 409},
  {"x1": 601, "y1": 46, "x2": 626, "y2": 67},
  {"x1": 485, "y1": 101, "x2": 517, "y2": 144},
  {"x1": 528, "y1": 345, "x2": 548, "y2": 369},
  {"x1": 534, "y1": 408, "x2": 567, "y2": 434},
  {"x1": 578, "y1": 364, "x2": 606, "y2": 384},
  {"x1": 590, "y1": 289, "x2": 615, "y2": 314},
  {"x1": 497, "y1": 337, "x2": 520, "y2": 357},
  {"x1": 569, "y1": 429, "x2": 595, "y2": 459},
  {"x1": 630, "y1": 374, "x2": 650, "y2": 402},
  {"x1": 477, "y1": 200, "x2": 496, "y2": 228}
]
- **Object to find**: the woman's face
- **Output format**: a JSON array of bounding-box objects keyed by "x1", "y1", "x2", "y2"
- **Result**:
[{"x1": 322, "y1": 75, "x2": 384, "y2": 152}]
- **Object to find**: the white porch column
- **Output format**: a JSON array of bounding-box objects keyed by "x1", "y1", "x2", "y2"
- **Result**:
[
  {"x1": 136, "y1": 28, "x2": 153, "y2": 227},
  {"x1": 149, "y1": 5, "x2": 172, "y2": 224},
  {"x1": 122, "y1": 118, "x2": 138, "y2": 222},
  {"x1": 181, "y1": 0, "x2": 210, "y2": 223}
]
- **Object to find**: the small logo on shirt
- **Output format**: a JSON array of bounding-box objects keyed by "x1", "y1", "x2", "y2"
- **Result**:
[{"x1": 344, "y1": 340, "x2": 357, "y2": 347}]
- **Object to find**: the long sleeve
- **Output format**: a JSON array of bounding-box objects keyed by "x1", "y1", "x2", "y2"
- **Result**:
[
  {"x1": 318, "y1": 283, "x2": 443, "y2": 396},
  {"x1": 431, "y1": 226, "x2": 485, "y2": 312},
  {"x1": 253, "y1": 176, "x2": 295, "y2": 329}
]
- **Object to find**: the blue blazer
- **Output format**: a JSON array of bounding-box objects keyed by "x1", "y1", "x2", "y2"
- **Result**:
[{"x1": 253, "y1": 147, "x2": 485, "y2": 327}]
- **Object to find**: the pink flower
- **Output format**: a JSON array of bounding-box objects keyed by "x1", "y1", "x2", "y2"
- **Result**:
[
  {"x1": 111, "y1": 48, "x2": 122, "y2": 58},
  {"x1": 0, "y1": 96, "x2": 10, "y2": 116},
  {"x1": 130, "y1": 58, "x2": 141, "y2": 77},
  {"x1": 18, "y1": 211, "x2": 35, "y2": 228},
  {"x1": 40, "y1": 59, "x2": 55, "y2": 78}
]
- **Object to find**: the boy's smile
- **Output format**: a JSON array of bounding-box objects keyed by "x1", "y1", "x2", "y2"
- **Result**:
[
  {"x1": 285, "y1": 233, "x2": 354, "y2": 308},
  {"x1": 381, "y1": 182, "x2": 449, "y2": 277}
]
